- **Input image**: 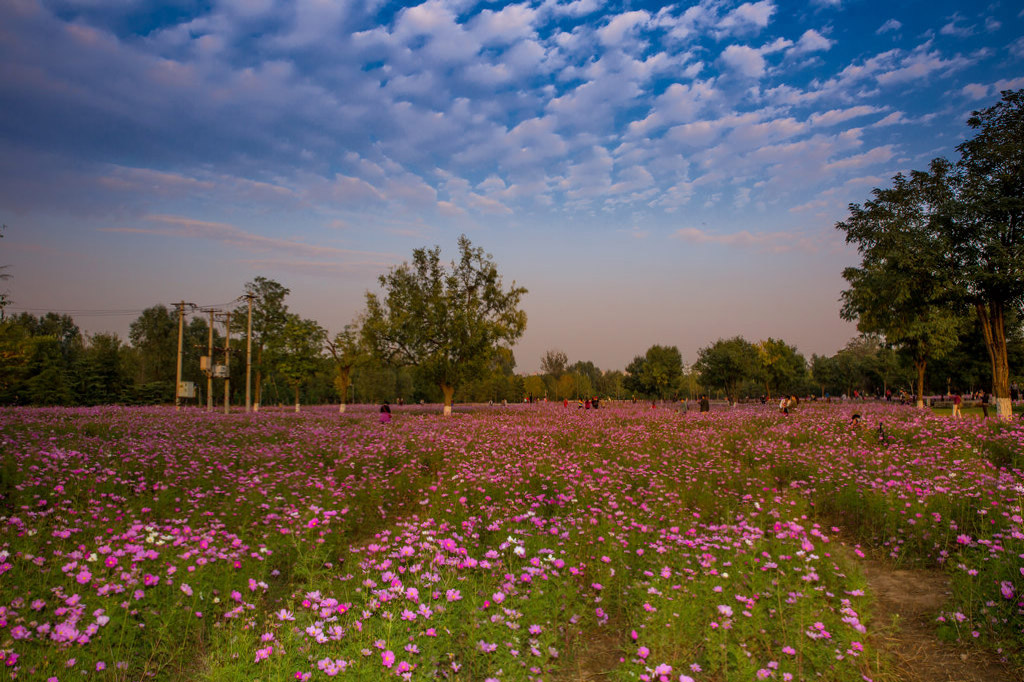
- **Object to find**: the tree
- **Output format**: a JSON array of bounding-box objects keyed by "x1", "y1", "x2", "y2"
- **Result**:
[
  {"x1": 76, "y1": 333, "x2": 130, "y2": 404},
  {"x1": 25, "y1": 336, "x2": 73, "y2": 406},
  {"x1": 695, "y1": 337, "x2": 757, "y2": 404},
  {"x1": 624, "y1": 345, "x2": 684, "y2": 399},
  {"x1": 272, "y1": 315, "x2": 326, "y2": 413},
  {"x1": 951, "y1": 89, "x2": 1024, "y2": 418},
  {"x1": 233, "y1": 277, "x2": 291, "y2": 411},
  {"x1": 522, "y1": 375, "x2": 544, "y2": 401},
  {"x1": 541, "y1": 349, "x2": 568, "y2": 378},
  {"x1": 836, "y1": 166, "x2": 965, "y2": 407},
  {"x1": 754, "y1": 338, "x2": 807, "y2": 400},
  {"x1": 567, "y1": 360, "x2": 602, "y2": 393},
  {"x1": 0, "y1": 319, "x2": 31, "y2": 402},
  {"x1": 555, "y1": 374, "x2": 576, "y2": 400},
  {"x1": 326, "y1": 322, "x2": 364, "y2": 414},
  {"x1": 129, "y1": 305, "x2": 178, "y2": 384},
  {"x1": 362, "y1": 235, "x2": 527, "y2": 416},
  {"x1": 597, "y1": 369, "x2": 626, "y2": 400}
]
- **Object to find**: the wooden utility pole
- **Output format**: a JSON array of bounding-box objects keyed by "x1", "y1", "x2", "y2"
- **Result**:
[
  {"x1": 174, "y1": 301, "x2": 187, "y2": 411},
  {"x1": 222, "y1": 312, "x2": 232, "y2": 415},
  {"x1": 204, "y1": 308, "x2": 216, "y2": 411},
  {"x1": 245, "y1": 293, "x2": 254, "y2": 412}
]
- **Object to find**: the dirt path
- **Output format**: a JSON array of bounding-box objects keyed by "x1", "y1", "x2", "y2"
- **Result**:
[{"x1": 861, "y1": 560, "x2": 1019, "y2": 682}]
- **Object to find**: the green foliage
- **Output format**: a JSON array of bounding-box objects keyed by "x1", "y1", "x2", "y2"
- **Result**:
[
  {"x1": 754, "y1": 337, "x2": 807, "y2": 399},
  {"x1": 540, "y1": 349, "x2": 568, "y2": 378},
  {"x1": 270, "y1": 316, "x2": 327, "y2": 410},
  {"x1": 624, "y1": 344, "x2": 683, "y2": 399},
  {"x1": 129, "y1": 305, "x2": 179, "y2": 383},
  {"x1": 837, "y1": 162, "x2": 967, "y2": 403},
  {"x1": 233, "y1": 277, "x2": 291, "y2": 406},
  {"x1": 362, "y1": 235, "x2": 527, "y2": 410},
  {"x1": 837, "y1": 89, "x2": 1024, "y2": 415},
  {"x1": 695, "y1": 336, "x2": 757, "y2": 402}
]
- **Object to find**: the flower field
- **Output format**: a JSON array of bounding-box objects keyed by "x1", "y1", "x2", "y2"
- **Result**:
[{"x1": 0, "y1": 402, "x2": 1022, "y2": 681}]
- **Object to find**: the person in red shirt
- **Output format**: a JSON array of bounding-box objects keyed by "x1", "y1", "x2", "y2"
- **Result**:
[{"x1": 951, "y1": 393, "x2": 962, "y2": 419}]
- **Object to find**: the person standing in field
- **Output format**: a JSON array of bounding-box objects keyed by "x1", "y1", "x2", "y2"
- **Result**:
[
  {"x1": 699, "y1": 395, "x2": 710, "y2": 412},
  {"x1": 980, "y1": 391, "x2": 990, "y2": 418},
  {"x1": 379, "y1": 401, "x2": 392, "y2": 424},
  {"x1": 951, "y1": 392, "x2": 962, "y2": 419}
]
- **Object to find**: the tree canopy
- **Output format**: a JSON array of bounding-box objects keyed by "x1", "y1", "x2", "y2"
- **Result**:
[
  {"x1": 624, "y1": 344, "x2": 683, "y2": 400},
  {"x1": 836, "y1": 164, "x2": 964, "y2": 406},
  {"x1": 838, "y1": 89, "x2": 1024, "y2": 417},
  {"x1": 362, "y1": 235, "x2": 527, "y2": 415},
  {"x1": 695, "y1": 337, "x2": 757, "y2": 404}
]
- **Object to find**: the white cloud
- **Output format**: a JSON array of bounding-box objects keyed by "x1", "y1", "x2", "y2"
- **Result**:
[
  {"x1": 597, "y1": 10, "x2": 650, "y2": 47},
  {"x1": 469, "y1": 4, "x2": 539, "y2": 46},
  {"x1": 720, "y1": 44, "x2": 766, "y2": 78},
  {"x1": 1010, "y1": 37, "x2": 1024, "y2": 60},
  {"x1": 809, "y1": 105, "x2": 884, "y2": 127},
  {"x1": 872, "y1": 111, "x2": 909, "y2": 127},
  {"x1": 875, "y1": 45, "x2": 974, "y2": 86},
  {"x1": 823, "y1": 145, "x2": 896, "y2": 172},
  {"x1": 671, "y1": 226, "x2": 820, "y2": 253},
  {"x1": 876, "y1": 19, "x2": 901, "y2": 35},
  {"x1": 559, "y1": 146, "x2": 613, "y2": 200},
  {"x1": 273, "y1": 0, "x2": 349, "y2": 48},
  {"x1": 716, "y1": 1, "x2": 775, "y2": 37},
  {"x1": 788, "y1": 29, "x2": 833, "y2": 56},
  {"x1": 547, "y1": 0, "x2": 606, "y2": 18},
  {"x1": 995, "y1": 76, "x2": 1024, "y2": 90},
  {"x1": 961, "y1": 83, "x2": 991, "y2": 100},
  {"x1": 626, "y1": 80, "x2": 719, "y2": 137},
  {"x1": 105, "y1": 215, "x2": 392, "y2": 260},
  {"x1": 657, "y1": 3, "x2": 714, "y2": 42},
  {"x1": 939, "y1": 13, "x2": 974, "y2": 38},
  {"x1": 466, "y1": 192, "x2": 513, "y2": 214}
]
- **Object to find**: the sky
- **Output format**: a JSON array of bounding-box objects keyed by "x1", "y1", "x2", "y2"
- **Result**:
[{"x1": 1, "y1": 0, "x2": 1022, "y2": 374}]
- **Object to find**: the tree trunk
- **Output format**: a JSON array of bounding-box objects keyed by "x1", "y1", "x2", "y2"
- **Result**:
[
  {"x1": 976, "y1": 301, "x2": 1012, "y2": 420},
  {"x1": 335, "y1": 368, "x2": 351, "y2": 415},
  {"x1": 441, "y1": 383, "x2": 455, "y2": 417},
  {"x1": 294, "y1": 385, "x2": 300, "y2": 413},
  {"x1": 765, "y1": 383, "x2": 772, "y2": 401},
  {"x1": 914, "y1": 357, "x2": 926, "y2": 409}
]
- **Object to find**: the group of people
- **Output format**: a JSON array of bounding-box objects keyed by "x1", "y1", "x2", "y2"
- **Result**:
[
  {"x1": 564, "y1": 397, "x2": 601, "y2": 409},
  {"x1": 778, "y1": 395, "x2": 799, "y2": 414}
]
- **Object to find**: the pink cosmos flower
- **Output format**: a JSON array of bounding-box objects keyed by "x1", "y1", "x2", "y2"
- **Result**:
[{"x1": 382, "y1": 650, "x2": 395, "y2": 668}]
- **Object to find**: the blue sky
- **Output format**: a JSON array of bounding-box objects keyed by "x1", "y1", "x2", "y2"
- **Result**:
[{"x1": 1, "y1": 0, "x2": 1021, "y2": 374}]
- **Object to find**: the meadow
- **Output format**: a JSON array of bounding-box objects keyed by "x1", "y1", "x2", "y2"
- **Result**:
[{"x1": 0, "y1": 402, "x2": 1021, "y2": 681}]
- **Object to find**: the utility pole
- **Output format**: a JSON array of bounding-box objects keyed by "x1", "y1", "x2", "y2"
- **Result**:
[
  {"x1": 173, "y1": 301, "x2": 195, "y2": 411},
  {"x1": 202, "y1": 308, "x2": 217, "y2": 411},
  {"x1": 245, "y1": 293, "x2": 254, "y2": 412},
  {"x1": 222, "y1": 311, "x2": 232, "y2": 414}
]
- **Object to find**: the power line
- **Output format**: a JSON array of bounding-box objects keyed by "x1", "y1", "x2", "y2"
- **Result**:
[
  {"x1": 6, "y1": 299, "x2": 245, "y2": 317},
  {"x1": 6, "y1": 307, "x2": 145, "y2": 316}
]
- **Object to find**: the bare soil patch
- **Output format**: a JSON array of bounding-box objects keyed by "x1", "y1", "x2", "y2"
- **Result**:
[{"x1": 862, "y1": 560, "x2": 1020, "y2": 682}]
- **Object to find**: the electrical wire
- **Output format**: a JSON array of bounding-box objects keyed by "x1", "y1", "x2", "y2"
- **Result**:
[{"x1": 6, "y1": 297, "x2": 247, "y2": 318}]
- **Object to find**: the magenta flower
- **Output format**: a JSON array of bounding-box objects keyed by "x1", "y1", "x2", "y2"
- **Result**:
[{"x1": 382, "y1": 650, "x2": 395, "y2": 668}]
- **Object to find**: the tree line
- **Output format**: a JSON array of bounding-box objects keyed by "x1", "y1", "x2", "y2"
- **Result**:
[{"x1": 3, "y1": 297, "x2": 1015, "y2": 409}]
